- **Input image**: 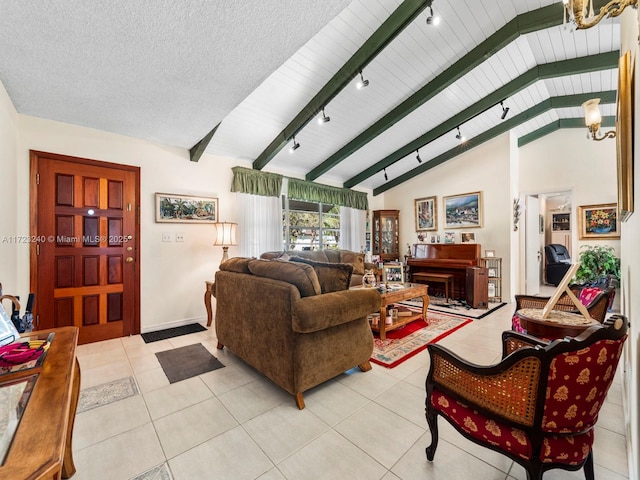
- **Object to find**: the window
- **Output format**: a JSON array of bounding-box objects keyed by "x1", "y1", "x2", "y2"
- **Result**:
[{"x1": 282, "y1": 197, "x2": 340, "y2": 251}]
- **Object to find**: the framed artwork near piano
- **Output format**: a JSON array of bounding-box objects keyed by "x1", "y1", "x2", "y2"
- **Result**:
[
  {"x1": 415, "y1": 196, "x2": 437, "y2": 231},
  {"x1": 443, "y1": 191, "x2": 482, "y2": 229}
]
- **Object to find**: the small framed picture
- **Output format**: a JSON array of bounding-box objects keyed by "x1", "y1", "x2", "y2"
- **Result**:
[
  {"x1": 460, "y1": 232, "x2": 476, "y2": 243},
  {"x1": 444, "y1": 231, "x2": 456, "y2": 243},
  {"x1": 429, "y1": 234, "x2": 437, "y2": 243},
  {"x1": 485, "y1": 249, "x2": 495, "y2": 257},
  {"x1": 382, "y1": 265, "x2": 404, "y2": 284},
  {"x1": 488, "y1": 268, "x2": 497, "y2": 278}
]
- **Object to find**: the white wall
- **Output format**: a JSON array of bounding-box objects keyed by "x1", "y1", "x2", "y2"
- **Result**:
[
  {"x1": 519, "y1": 127, "x2": 619, "y2": 267},
  {"x1": 620, "y1": 9, "x2": 639, "y2": 480},
  {"x1": 382, "y1": 132, "x2": 513, "y2": 298},
  {"x1": 0, "y1": 82, "x2": 19, "y2": 292},
  {"x1": 12, "y1": 114, "x2": 249, "y2": 332}
]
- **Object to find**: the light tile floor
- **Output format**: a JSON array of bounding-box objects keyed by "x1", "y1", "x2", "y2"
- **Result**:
[{"x1": 72, "y1": 302, "x2": 629, "y2": 480}]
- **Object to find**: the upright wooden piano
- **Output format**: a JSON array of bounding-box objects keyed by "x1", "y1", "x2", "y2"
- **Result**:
[{"x1": 407, "y1": 244, "x2": 481, "y2": 299}]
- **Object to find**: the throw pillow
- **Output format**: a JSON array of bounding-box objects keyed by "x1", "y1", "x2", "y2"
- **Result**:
[
  {"x1": 339, "y1": 251, "x2": 365, "y2": 275},
  {"x1": 247, "y1": 259, "x2": 321, "y2": 297},
  {"x1": 290, "y1": 256, "x2": 354, "y2": 293},
  {"x1": 219, "y1": 257, "x2": 253, "y2": 274}
]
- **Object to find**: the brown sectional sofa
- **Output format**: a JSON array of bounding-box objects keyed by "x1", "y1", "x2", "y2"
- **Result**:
[
  {"x1": 260, "y1": 249, "x2": 376, "y2": 286},
  {"x1": 213, "y1": 256, "x2": 380, "y2": 409}
]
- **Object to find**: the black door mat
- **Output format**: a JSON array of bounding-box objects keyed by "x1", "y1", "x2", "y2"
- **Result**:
[
  {"x1": 155, "y1": 343, "x2": 224, "y2": 383},
  {"x1": 141, "y1": 323, "x2": 207, "y2": 343}
]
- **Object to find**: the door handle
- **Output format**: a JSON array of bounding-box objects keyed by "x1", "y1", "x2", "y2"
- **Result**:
[{"x1": 125, "y1": 257, "x2": 134, "y2": 263}]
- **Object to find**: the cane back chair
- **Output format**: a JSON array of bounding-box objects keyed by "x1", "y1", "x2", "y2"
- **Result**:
[{"x1": 425, "y1": 315, "x2": 628, "y2": 480}]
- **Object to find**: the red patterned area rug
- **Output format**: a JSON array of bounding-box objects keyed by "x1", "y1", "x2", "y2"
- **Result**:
[{"x1": 370, "y1": 312, "x2": 472, "y2": 369}]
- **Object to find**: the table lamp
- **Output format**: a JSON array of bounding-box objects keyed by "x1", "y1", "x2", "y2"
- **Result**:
[{"x1": 212, "y1": 222, "x2": 237, "y2": 264}]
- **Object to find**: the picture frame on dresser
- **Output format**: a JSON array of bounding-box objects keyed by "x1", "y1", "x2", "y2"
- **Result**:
[
  {"x1": 414, "y1": 196, "x2": 437, "y2": 231},
  {"x1": 443, "y1": 191, "x2": 482, "y2": 228},
  {"x1": 382, "y1": 265, "x2": 405, "y2": 284}
]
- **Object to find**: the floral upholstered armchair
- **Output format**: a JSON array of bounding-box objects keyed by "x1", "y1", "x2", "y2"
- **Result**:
[{"x1": 425, "y1": 315, "x2": 628, "y2": 480}]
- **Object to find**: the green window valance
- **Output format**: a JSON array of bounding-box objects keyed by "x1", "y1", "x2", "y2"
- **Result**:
[
  {"x1": 288, "y1": 178, "x2": 368, "y2": 210},
  {"x1": 231, "y1": 166, "x2": 283, "y2": 197},
  {"x1": 231, "y1": 166, "x2": 368, "y2": 210}
]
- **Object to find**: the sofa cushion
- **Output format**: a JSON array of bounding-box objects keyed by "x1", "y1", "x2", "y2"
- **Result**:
[
  {"x1": 284, "y1": 250, "x2": 330, "y2": 263},
  {"x1": 219, "y1": 257, "x2": 253, "y2": 274},
  {"x1": 248, "y1": 259, "x2": 321, "y2": 297},
  {"x1": 339, "y1": 251, "x2": 365, "y2": 275},
  {"x1": 290, "y1": 257, "x2": 353, "y2": 293}
]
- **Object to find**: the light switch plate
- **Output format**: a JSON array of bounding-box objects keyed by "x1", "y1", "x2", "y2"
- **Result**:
[
  {"x1": 176, "y1": 233, "x2": 184, "y2": 242},
  {"x1": 162, "y1": 232, "x2": 172, "y2": 242}
]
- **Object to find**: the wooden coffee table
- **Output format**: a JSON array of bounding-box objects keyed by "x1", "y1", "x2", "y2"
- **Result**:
[{"x1": 368, "y1": 283, "x2": 429, "y2": 340}]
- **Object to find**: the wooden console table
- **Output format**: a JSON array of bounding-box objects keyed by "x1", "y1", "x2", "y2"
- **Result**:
[
  {"x1": 204, "y1": 281, "x2": 214, "y2": 327},
  {"x1": 0, "y1": 326, "x2": 80, "y2": 480}
]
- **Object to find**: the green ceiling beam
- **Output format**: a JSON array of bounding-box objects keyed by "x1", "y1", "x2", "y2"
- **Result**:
[
  {"x1": 189, "y1": 123, "x2": 220, "y2": 162},
  {"x1": 348, "y1": 51, "x2": 618, "y2": 188},
  {"x1": 518, "y1": 115, "x2": 616, "y2": 147},
  {"x1": 306, "y1": 0, "x2": 610, "y2": 182},
  {"x1": 373, "y1": 92, "x2": 617, "y2": 195},
  {"x1": 250, "y1": 0, "x2": 433, "y2": 171}
]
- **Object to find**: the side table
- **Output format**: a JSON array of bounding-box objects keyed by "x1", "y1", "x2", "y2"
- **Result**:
[
  {"x1": 204, "y1": 281, "x2": 214, "y2": 327},
  {"x1": 516, "y1": 308, "x2": 599, "y2": 340}
]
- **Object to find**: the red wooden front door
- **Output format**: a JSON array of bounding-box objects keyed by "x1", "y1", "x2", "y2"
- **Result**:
[{"x1": 30, "y1": 151, "x2": 140, "y2": 344}]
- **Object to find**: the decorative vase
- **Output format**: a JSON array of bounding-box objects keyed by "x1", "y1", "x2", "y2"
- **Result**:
[{"x1": 363, "y1": 269, "x2": 377, "y2": 288}]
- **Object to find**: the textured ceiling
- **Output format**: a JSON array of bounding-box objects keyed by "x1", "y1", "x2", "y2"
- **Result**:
[
  {"x1": 0, "y1": 0, "x2": 351, "y2": 147},
  {"x1": 0, "y1": 1, "x2": 622, "y2": 194}
]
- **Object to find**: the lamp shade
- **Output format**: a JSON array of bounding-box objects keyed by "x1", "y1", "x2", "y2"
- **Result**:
[
  {"x1": 582, "y1": 98, "x2": 602, "y2": 127},
  {"x1": 212, "y1": 222, "x2": 237, "y2": 246}
]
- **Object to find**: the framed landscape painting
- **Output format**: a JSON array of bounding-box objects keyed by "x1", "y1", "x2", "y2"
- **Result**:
[
  {"x1": 414, "y1": 196, "x2": 437, "y2": 231},
  {"x1": 578, "y1": 204, "x2": 619, "y2": 239},
  {"x1": 444, "y1": 191, "x2": 482, "y2": 229},
  {"x1": 155, "y1": 193, "x2": 218, "y2": 223}
]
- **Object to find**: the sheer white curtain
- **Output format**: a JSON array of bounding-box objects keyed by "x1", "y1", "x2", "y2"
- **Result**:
[
  {"x1": 237, "y1": 192, "x2": 282, "y2": 257},
  {"x1": 340, "y1": 206, "x2": 365, "y2": 252}
]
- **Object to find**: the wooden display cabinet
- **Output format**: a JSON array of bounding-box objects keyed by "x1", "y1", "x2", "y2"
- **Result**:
[{"x1": 372, "y1": 210, "x2": 399, "y2": 262}]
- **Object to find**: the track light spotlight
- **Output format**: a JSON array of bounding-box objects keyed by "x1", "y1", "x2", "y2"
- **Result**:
[
  {"x1": 383, "y1": 168, "x2": 388, "y2": 181},
  {"x1": 416, "y1": 150, "x2": 422, "y2": 164},
  {"x1": 426, "y1": 6, "x2": 440, "y2": 25},
  {"x1": 500, "y1": 101, "x2": 510, "y2": 120},
  {"x1": 455, "y1": 126, "x2": 466, "y2": 142},
  {"x1": 357, "y1": 71, "x2": 369, "y2": 89},
  {"x1": 289, "y1": 136, "x2": 300, "y2": 153},
  {"x1": 318, "y1": 108, "x2": 331, "y2": 124}
]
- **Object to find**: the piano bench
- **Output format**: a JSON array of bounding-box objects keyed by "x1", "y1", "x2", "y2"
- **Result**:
[{"x1": 412, "y1": 273, "x2": 454, "y2": 303}]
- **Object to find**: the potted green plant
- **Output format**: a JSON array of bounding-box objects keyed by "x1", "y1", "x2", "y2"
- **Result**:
[{"x1": 574, "y1": 245, "x2": 620, "y2": 288}]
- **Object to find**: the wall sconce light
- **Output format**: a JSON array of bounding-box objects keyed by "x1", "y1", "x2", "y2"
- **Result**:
[
  {"x1": 289, "y1": 135, "x2": 300, "y2": 153},
  {"x1": 318, "y1": 108, "x2": 331, "y2": 124},
  {"x1": 357, "y1": 71, "x2": 369, "y2": 89},
  {"x1": 582, "y1": 98, "x2": 616, "y2": 140},
  {"x1": 563, "y1": 0, "x2": 637, "y2": 29},
  {"x1": 212, "y1": 222, "x2": 238, "y2": 265}
]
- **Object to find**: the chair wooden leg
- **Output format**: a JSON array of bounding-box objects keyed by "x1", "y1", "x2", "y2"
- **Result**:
[
  {"x1": 295, "y1": 392, "x2": 305, "y2": 410},
  {"x1": 583, "y1": 451, "x2": 595, "y2": 480},
  {"x1": 425, "y1": 406, "x2": 439, "y2": 461},
  {"x1": 358, "y1": 361, "x2": 372, "y2": 372}
]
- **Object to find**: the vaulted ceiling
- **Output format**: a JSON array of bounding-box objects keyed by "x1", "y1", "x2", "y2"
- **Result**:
[{"x1": 0, "y1": 1, "x2": 620, "y2": 195}]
